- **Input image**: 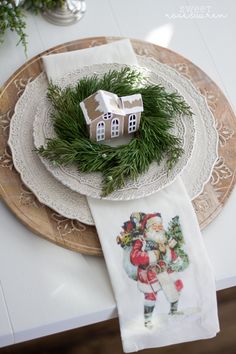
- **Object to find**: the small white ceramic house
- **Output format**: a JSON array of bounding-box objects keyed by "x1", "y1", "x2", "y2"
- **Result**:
[{"x1": 80, "y1": 90, "x2": 144, "y2": 142}]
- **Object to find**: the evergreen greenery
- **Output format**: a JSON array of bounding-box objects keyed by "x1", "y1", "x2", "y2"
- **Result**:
[
  {"x1": 0, "y1": 1, "x2": 27, "y2": 53},
  {"x1": 23, "y1": 0, "x2": 64, "y2": 13},
  {"x1": 38, "y1": 67, "x2": 193, "y2": 196},
  {"x1": 0, "y1": 0, "x2": 64, "y2": 52},
  {"x1": 166, "y1": 216, "x2": 189, "y2": 272}
]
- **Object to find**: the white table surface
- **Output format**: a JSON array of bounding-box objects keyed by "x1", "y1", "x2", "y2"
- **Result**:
[{"x1": 0, "y1": 0, "x2": 236, "y2": 348}]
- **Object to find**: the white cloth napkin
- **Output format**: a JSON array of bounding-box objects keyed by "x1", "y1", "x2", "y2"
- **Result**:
[
  {"x1": 43, "y1": 39, "x2": 138, "y2": 81},
  {"x1": 88, "y1": 179, "x2": 219, "y2": 352},
  {"x1": 42, "y1": 39, "x2": 219, "y2": 353}
]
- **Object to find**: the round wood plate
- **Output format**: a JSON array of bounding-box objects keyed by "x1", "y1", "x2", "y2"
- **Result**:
[{"x1": 0, "y1": 37, "x2": 235, "y2": 256}]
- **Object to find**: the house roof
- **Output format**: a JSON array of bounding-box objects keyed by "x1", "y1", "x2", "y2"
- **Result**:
[
  {"x1": 80, "y1": 90, "x2": 144, "y2": 125},
  {"x1": 120, "y1": 94, "x2": 144, "y2": 114},
  {"x1": 80, "y1": 90, "x2": 124, "y2": 124}
]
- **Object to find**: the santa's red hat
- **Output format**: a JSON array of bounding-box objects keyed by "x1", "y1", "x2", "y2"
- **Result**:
[{"x1": 141, "y1": 213, "x2": 162, "y2": 230}]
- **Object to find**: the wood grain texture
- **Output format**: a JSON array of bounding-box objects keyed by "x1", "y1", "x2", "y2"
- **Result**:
[{"x1": 0, "y1": 36, "x2": 235, "y2": 256}]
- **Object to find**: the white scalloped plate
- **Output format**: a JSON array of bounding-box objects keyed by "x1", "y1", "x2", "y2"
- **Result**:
[
  {"x1": 33, "y1": 63, "x2": 195, "y2": 201},
  {"x1": 8, "y1": 73, "x2": 94, "y2": 225},
  {"x1": 8, "y1": 57, "x2": 218, "y2": 224}
]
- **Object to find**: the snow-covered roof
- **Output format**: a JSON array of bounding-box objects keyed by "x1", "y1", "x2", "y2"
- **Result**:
[
  {"x1": 80, "y1": 90, "x2": 124, "y2": 123},
  {"x1": 120, "y1": 94, "x2": 144, "y2": 114},
  {"x1": 80, "y1": 91, "x2": 143, "y2": 124}
]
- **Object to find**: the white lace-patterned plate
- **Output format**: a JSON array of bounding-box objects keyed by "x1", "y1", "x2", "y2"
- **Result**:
[
  {"x1": 33, "y1": 63, "x2": 195, "y2": 200},
  {"x1": 140, "y1": 57, "x2": 218, "y2": 198},
  {"x1": 8, "y1": 73, "x2": 94, "y2": 225},
  {"x1": 8, "y1": 57, "x2": 218, "y2": 225}
]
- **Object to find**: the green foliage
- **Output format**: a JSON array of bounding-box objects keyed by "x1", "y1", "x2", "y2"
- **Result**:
[
  {"x1": 166, "y1": 216, "x2": 190, "y2": 272},
  {"x1": 172, "y1": 248, "x2": 189, "y2": 272},
  {"x1": 118, "y1": 233, "x2": 134, "y2": 248},
  {"x1": 0, "y1": 0, "x2": 64, "y2": 52},
  {"x1": 23, "y1": 0, "x2": 64, "y2": 13},
  {"x1": 38, "y1": 67, "x2": 193, "y2": 196},
  {"x1": 166, "y1": 216, "x2": 185, "y2": 248},
  {"x1": 0, "y1": 1, "x2": 27, "y2": 53}
]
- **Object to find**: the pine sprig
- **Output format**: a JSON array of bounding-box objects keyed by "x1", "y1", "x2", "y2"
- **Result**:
[
  {"x1": 0, "y1": 1, "x2": 27, "y2": 53},
  {"x1": 38, "y1": 68, "x2": 193, "y2": 196},
  {"x1": 166, "y1": 216, "x2": 190, "y2": 272},
  {"x1": 23, "y1": 0, "x2": 64, "y2": 13},
  {"x1": 0, "y1": 1, "x2": 65, "y2": 52}
]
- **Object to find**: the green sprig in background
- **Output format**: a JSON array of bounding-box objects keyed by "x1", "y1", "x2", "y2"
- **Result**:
[{"x1": 0, "y1": 0, "x2": 64, "y2": 53}]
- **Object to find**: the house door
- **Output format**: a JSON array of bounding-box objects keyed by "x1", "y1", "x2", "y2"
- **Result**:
[
  {"x1": 128, "y1": 114, "x2": 137, "y2": 133},
  {"x1": 111, "y1": 118, "x2": 120, "y2": 138},
  {"x1": 96, "y1": 121, "x2": 105, "y2": 141}
]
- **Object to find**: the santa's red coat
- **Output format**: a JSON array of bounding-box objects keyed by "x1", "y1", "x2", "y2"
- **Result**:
[{"x1": 130, "y1": 239, "x2": 183, "y2": 299}]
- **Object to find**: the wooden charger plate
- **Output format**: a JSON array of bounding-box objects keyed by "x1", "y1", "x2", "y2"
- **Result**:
[{"x1": 0, "y1": 37, "x2": 236, "y2": 256}]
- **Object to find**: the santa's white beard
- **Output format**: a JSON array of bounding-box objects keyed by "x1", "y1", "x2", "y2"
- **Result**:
[{"x1": 145, "y1": 229, "x2": 166, "y2": 243}]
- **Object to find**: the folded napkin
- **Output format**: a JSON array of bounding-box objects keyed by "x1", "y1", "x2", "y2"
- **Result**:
[
  {"x1": 42, "y1": 39, "x2": 219, "y2": 352},
  {"x1": 43, "y1": 39, "x2": 138, "y2": 81},
  {"x1": 88, "y1": 179, "x2": 219, "y2": 351}
]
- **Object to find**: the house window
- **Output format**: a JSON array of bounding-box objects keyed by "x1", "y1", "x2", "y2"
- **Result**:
[
  {"x1": 111, "y1": 118, "x2": 120, "y2": 138},
  {"x1": 103, "y1": 112, "x2": 113, "y2": 120},
  {"x1": 128, "y1": 114, "x2": 137, "y2": 133},
  {"x1": 96, "y1": 121, "x2": 105, "y2": 141}
]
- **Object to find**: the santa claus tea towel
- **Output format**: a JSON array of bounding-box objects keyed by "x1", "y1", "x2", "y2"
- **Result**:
[
  {"x1": 42, "y1": 39, "x2": 219, "y2": 352},
  {"x1": 88, "y1": 178, "x2": 219, "y2": 352}
]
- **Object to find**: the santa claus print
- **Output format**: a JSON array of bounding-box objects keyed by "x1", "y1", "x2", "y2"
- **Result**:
[{"x1": 116, "y1": 212, "x2": 190, "y2": 329}]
